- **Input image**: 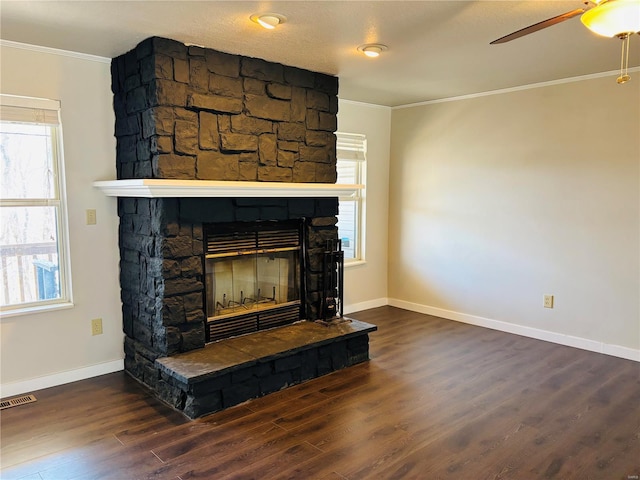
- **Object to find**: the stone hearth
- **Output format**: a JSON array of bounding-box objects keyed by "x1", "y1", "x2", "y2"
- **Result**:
[
  {"x1": 110, "y1": 36, "x2": 375, "y2": 418},
  {"x1": 157, "y1": 319, "x2": 375, "y2": 418}
]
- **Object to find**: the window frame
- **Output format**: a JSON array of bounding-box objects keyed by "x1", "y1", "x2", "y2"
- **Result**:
[
  {"x1": 336, "y1": 132, "x2": 366, "y2": 264},
  {"x1": 0, "y1": 94, "x2": 73, "y2": 316}
]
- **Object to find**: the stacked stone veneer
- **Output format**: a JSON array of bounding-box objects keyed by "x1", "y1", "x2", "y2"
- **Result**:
[
  {"x1": 111, "y1": 37, "x2": 342, "y2": 392},
  {"x1": 111, "y1": 36, "x2": 338, "y2": 183}
]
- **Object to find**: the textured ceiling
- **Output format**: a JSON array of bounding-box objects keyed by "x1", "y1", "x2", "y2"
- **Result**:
[{"x1": 1, "y1": 1, "x2": 639, "y2": 106}]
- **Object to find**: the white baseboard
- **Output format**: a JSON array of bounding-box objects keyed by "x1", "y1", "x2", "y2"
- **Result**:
[
  {"x1": 601, "y1": 343, "x2": 640, "y2": 362},
  {"x1": 344, "y1": 297, "x2": 389, "y2": 315},
  {"x1": 0, "y1": 359, "x2": 124, "y2": 399},
  {"x1": 387, "y1": 299, "x2": 640, "y2": 362}
]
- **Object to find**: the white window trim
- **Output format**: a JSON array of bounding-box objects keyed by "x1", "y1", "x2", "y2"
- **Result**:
[
  {"x1": 336, "y1": 132, "x2": 366, "y2": 264},
  {"x1": 344, "y1": 259, "x2": 367, "y2": 269},
  {"x1": 0, "y1": 94, "x2": 74, "y2": 316}
]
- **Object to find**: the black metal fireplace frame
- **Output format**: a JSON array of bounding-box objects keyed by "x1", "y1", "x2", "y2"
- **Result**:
[{"x1": 202, "y1": 219, "x2": 307, "y2": 343}]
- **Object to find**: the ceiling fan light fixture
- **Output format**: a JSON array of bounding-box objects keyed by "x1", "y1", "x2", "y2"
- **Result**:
[
  {"x1": 580, "y1": 0, "x2": 640, "y2": 37},
  {"x1": 250, "y1": 13, "x2": 287, "y2": 30},
  {"x1": 357, "y1": 44, "x2": 388, "y2": 58}
]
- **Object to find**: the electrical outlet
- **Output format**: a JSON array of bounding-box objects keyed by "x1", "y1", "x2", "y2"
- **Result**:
[
  {"x1": 86, "y1": 209, "x2": 97, "y2": 225},
  {"x1": 543, "y1": 295, "x2": 554, "y2": 309},
  {"x1": 91, "y1": 318, "x2": 103, "y2": 336}
]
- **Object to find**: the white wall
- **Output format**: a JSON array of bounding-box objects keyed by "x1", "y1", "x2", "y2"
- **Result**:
[
  {"x1": 389, "y1": 75, "x2": 640, "y2": 359},
  {"x1": 338, "y1": 100, "x2": 391, "y2": 313},
  {"x1": 0, "y1": 43, "x2": 122, "y2": 396}
]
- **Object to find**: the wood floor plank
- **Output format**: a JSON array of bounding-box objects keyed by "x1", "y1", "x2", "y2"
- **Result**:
[
  {"x1": 0, "y1": 437, "x2": 124, "y2": 480},
  {"x1": 151, "y1": 420, "x2": 278, "y2": 464},
  {"x1": 222, "y1": 441, "x2": 323, "y2": 479},
  {"x1": 42, "y1": 447, "x2": 163, "y2": 480},
  {"x1": 1, "y1": 306, "x2": 638, "y2": 480},
  {"x1": 155, "y1": 423, "x2": 301, "y2": 479},
  {"x1": 124, "y1": 405, "x2": 254, "y2": 453}
]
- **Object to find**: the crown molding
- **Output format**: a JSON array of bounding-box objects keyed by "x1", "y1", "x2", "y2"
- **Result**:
[
  {"x1": 338, "y1": 98, "x2": 392, "y2": 110},
  {"x1": 393, "y1": 66, "x2": 640, "y2": 109},
  {"x1": 0, "y1": 39, "x2": 111, "y2": 64}
]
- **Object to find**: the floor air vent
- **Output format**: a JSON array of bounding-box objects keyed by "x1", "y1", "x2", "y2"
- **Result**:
[{"x1": 0, "y1": 394, "x2": 37, "y2": 410}]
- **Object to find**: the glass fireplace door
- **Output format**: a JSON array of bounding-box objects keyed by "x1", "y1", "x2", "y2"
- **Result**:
[
  {"x1": 256, "y1": 250, "x2": 300, "y2": 308},
  {"x1": 208, "y1": 255, "x2": 257, "y2": 317},
  {"x1": 204, "y1": 221, "x2": 303, "y2": 342}
]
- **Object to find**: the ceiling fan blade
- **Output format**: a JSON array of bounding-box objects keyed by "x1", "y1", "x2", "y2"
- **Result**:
[{"x1": 490, "y1": 8, "x2": 586, "y2": 44}]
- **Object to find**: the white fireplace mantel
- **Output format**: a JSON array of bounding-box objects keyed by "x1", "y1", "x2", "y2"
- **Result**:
[{"x1": 93, "y1": 179, "x2": 362, "y2": 198}]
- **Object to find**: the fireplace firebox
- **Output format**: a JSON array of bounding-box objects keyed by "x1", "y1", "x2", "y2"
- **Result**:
[{"x1": 204, "y1": 220, "x2": 304, "y2": 341}]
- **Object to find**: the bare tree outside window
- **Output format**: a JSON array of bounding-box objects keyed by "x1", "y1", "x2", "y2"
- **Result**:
[{"x1": 0, "y1": 95, "x2": 71, "y2": 313}]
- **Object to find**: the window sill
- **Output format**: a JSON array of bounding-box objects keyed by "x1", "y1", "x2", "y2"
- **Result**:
[
  {"x1": 0, "y1": 301, "x2": 74, "y2": 319},
  {"x1": 344, "y1": 260, "x2": 367, "y2": 268}
]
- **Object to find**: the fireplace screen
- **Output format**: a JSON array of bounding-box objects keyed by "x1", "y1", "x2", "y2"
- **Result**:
[{"x1": 204, "y1": 221, "x2": 303, "y2": 342}]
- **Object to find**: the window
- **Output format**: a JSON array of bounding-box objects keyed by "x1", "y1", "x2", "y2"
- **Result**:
[
  {"x1": 336, "y1": 132, "x2": 366, "y2": 262},
  {"x1": 0, "y1": 95, "x2": 72, "y2": 314}
]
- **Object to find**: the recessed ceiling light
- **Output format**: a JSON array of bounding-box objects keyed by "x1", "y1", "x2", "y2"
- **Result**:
[
  {"x1": 357, "y1": 44, "x2": 388, "y2": 58},
  {"x1": 250, "y1": 13, "x2": 287, "y2": 30}
]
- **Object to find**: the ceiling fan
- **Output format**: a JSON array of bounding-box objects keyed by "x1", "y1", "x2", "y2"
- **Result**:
[{"x1": 491, "y1": 0, "x2": 640, "y2": 83}]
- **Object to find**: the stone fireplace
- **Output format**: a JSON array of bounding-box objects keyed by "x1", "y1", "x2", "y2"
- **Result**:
[{"x1": 109, "y1": 37, "x2": 375, "y2": 418}]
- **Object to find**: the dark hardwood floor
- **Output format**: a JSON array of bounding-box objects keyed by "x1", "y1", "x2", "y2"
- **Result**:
[{"x1": 1, "y1": 306, "x2": 639, "y2": 479}]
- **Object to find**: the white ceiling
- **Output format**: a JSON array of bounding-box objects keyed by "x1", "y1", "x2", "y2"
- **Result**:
[{"x1": 1, "y1": 1, "x2": 639, "y2": 106}]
